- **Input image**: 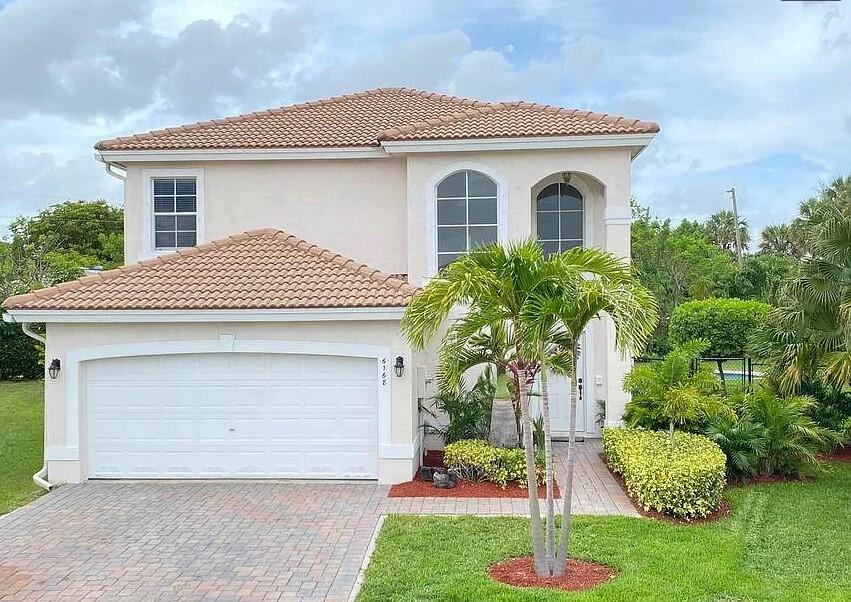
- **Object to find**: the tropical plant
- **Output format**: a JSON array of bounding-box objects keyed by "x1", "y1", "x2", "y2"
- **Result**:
[
  {"x1": 704, "y1": 413, "x2": 766, "y2": 478},
  {"x1": 624, "y1": 339, "x2": 730, "y2": 444},
  {"x1": 401, "y1": 240, "x2": 656, "y2": 578},
  {"x1": 760, "y1": 223, "x2": 802, "y2": 257},
  {"x1": 444, "y1": 439, "x2": 544, "y2": 487},
  {"x1": 421, "y1": 372, "x2": 493, "y2": 444},
  {"x1": 705, "y1": 209, "x2": 750, "y2": 254},
  {"x1": 744, "y1": 387, "x2": 842, "y2": 476},
  {"x1": 753, "y1": 176, "x2": 851, "y2": 393},
  {"x1": 668, "y1": 298, "x2": 772, "y2": 385}
]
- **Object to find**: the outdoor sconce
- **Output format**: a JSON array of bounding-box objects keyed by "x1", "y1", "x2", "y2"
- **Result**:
[
  {"x1": 394, "y1": 356, "x2": 405, "y2": 377},
  {"x1": 48, "y1": 358, "x2": 61, "y2": 379}
]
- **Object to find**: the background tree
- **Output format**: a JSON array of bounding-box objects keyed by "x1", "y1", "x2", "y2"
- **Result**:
[
  {"x1": 1, "y1": 200, "x2": 124, "y2": 380},
  {"x1": 705, "y1": 210, "x2": 750, "y2": 253},
  {"x1": 754, "y1": 176, "x2": 851, "y2": 393},
  {"x1": 9, "y1": 200, "x2": 124, "y2": 268},
  {"x1": 760, "y1": 224, "x2": 802, "y2": 257}
]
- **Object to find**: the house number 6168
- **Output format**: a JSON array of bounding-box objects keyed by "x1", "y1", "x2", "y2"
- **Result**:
[{"x1": 381, "y1": 358, "x2": 387, "y2": 385}]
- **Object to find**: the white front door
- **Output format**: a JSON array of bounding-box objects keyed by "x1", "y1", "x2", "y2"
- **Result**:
[
  {"x1": 530, "y1": 335, "x2": 591, "y2": 439},
  {"x1": 85, "y1": 352, "x2": 379, "y2": 479}
]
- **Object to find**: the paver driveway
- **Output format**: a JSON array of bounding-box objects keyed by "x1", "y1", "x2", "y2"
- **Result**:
[{"x1": 0, "y1": 441, "x2": 634, "y2": 601}]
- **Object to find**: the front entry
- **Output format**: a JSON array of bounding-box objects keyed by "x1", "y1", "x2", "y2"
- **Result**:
[{"x1": 529, "y1": 341, "x2": 591, "y2": 440}]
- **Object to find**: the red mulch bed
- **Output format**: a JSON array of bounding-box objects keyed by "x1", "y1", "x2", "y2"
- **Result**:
[
  {"x1": 388, "y1": 474, "x2": 559, "y2": 498},
  {"x1": 391, "y1": 449, "x2": 560, "y2": 498},
  {"x1": 825, "y1": 447, "x2": 851, "y2": 463},
  {"x1": 599, "y1": 453, "x2": 731, "y2": 524},
  {"x1": 488, "y1": 556, "x2": 616, "y2": 592},
  {"x1": 727, "y1": 473, "x2": 809, "y2": 487}
]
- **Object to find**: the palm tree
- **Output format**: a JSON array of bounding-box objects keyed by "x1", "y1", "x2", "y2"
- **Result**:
[
  {"x1": 401, "y1": 240, "x2": 657, "y2": 577},
  {"x1": 705, "y1": 210, "x2": 750, "y2": 254},
  {"x1": 760, "y1": 224, "x2": 801, "y2": 257},
  {"x1": 754, "y1": 177, "x2": 851, "y2": 393}
]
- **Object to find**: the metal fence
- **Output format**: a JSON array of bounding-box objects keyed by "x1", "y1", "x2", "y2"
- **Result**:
[{"x1": 633, "y1": 355, "x2": 765, "y2": 387}]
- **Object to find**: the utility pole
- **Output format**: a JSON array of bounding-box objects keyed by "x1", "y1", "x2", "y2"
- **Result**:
[{"x1": 726, "y1": 187, "x2": 743, "y2": 266}]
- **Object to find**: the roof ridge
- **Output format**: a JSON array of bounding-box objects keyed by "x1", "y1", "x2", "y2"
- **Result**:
[
  {"x1": 269, "y1": 230, "x2": 415, "y2": 292},
  {"x1": 95, "y1": 87, "x2": 495, "y2": 150}
]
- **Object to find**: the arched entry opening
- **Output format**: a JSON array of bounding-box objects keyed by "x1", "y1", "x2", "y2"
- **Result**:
[{"x1": 529, "y1": 172, "x2": 600, "y2": 439}]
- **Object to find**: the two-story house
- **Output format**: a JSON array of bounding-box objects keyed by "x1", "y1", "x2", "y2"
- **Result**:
[{"x1": 2, "y1": 88, "x2": 658, "y2": 486}]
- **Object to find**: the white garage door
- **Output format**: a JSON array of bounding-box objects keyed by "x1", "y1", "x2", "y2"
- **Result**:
[{"x1": 85, "y1": 352, "x2": 379, "y2": 479}]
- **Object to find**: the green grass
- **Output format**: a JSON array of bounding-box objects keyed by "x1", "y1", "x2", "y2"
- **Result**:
[
  {"x1": 0, "y1": 380, "x2": 44, "y2": 515},
  {"x1": 358, "y1": 463, "x2": 851, "y2": 601}
]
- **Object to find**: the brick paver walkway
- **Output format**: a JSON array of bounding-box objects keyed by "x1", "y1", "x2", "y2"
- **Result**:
[{"x1": 0, "y1": 441, "x2": 635, "y2": 601}]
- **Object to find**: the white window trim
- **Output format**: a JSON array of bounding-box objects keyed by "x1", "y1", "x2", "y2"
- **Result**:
[
  {"x1": 141, "y1": 168, "x2": 204, "y2": 258},
  {"x1": 531, "y1": 175, "x2": 596, "y2": 249},
  {"x1": 425, "y1": 162, "x2": 508, "y2": 279}
]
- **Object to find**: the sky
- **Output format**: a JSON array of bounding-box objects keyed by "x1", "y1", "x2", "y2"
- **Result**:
[{"x1": 0, "y1": 0, "x2": 849, "y2": 239}]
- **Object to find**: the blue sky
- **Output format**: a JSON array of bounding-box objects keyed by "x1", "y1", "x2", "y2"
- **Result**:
[{"x1": 0, "y1": 0, "x2": 849, "y2": 238}]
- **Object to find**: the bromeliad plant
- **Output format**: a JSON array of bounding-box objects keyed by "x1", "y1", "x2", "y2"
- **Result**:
[{"x1": 401, "y1": 239, "x2": 657, "y2": 578}]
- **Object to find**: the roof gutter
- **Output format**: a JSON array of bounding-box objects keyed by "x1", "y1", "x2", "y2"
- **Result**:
[
  {"x1": 94, "y1": 153, "x2": 127, "y2": 181},
  {"x1": 14, "y1": 320, "x2": 54, "y2": 492}
]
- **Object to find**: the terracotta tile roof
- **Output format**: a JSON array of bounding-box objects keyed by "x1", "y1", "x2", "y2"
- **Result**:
[
  {"x1": 377, "y1": 102, "x2": 659, "y2": 141},
  {"x1": 2, "y1": 229, "x2": 416, "y2": 311},
  {"x1": 95, "y1": 88, "x2": 658, "y2": 151}
]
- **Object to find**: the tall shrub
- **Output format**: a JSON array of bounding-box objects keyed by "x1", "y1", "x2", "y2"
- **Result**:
[
  {"x1": 0, "y1": 318, "x2": 43, "y2": 380},
  {"x1": 669, "y1": 298, "x2": 771, "y2": 384}
]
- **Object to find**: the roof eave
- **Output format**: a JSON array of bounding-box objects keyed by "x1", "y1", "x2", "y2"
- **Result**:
[
  {"x1": 3, "y1": 307, "x2": 409, "y2": 324},
  {"x1": 379, "y1": 132, "x2": 657, "y2": 158},
  {"x1": 95, "y1": 146, "x2": 390, "y2": 162}
]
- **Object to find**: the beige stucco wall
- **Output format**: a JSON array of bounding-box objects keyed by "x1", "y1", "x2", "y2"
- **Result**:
[
  {"x1": 43, "y1": 320, "x2": 418, "y2": 484},
  {"x1": 402, "y1": 146, "x2": 633, "y2": 429},
  {"x1": 123, "y1": 158, "x2": 408, "y2": 272}
]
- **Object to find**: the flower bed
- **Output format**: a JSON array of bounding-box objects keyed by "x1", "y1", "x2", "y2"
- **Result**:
[
  {"x1": 603, "y1": 428, "x2": 726, "y2": 519},
  {"x1": 443, "y1": 439, "x2": 545, "y2": 488}
]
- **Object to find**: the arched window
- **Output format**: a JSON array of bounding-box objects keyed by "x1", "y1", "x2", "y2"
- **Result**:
[
  {"x1": 436, "y1": 170, "x2": 498, "y2": 269},
  {"x1": 536, "y1": 183, "x2": 583, "y2": 255}
]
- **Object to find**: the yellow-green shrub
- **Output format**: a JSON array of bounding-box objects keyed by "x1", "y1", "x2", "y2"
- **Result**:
[
  {"x1": 443, "y1": 439, "x2": 544, "y2": 488},
  {"x1": 603, "y1": 428, "x2": 726, "y2": 519}
]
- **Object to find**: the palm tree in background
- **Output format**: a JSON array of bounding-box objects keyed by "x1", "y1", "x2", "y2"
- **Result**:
[
  {"x1": 705, "y1": 210, "x2": 750, "y2": 254},
  {"x1": 401, "y1": 240, "x2": 657, "y2": 577},
  {"x1": 754, "y1": 177, "x2": 851, "y2": 392},
  {"x1": 760, "y1": 224, "x2": 802, "y2": 257}
]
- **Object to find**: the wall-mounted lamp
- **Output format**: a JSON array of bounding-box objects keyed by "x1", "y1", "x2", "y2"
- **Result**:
[
  {"x1": 394, "y1": 356, "x2": 405, "y2": 377},
  {"x1": 561, "y1": 171, "x2": 572, "y2": 184},
  {"x1": 48, "y1": 358, "x2": 61, "y2": 379}
]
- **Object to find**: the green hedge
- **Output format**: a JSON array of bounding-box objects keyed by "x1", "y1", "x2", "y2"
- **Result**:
[
  {"x1": 668, "y1": 298, "x2": 772, "y2": 357},
  {"x1": 603, "y1": 428, "x2": 726, "y2": 519},
  {"x1": 444, "y1": 439, "x2": 544, "y2": 488},
  {"x1": 0, "y1": 319, "x2": 43, "y2": 380}
]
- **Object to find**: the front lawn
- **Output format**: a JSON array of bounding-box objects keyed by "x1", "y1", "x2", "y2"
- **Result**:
[
  {"x1": 358, "y1": 462, "x2": 851, "y2": 601},
  {"x1": 0, "y1": 380, "x2": 44, "y2": 515}
]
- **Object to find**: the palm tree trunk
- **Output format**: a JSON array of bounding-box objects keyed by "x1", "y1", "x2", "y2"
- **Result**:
[
  {"x1": 669, "y1": 420, "x2": 676, "y2": 447},
  {"x1": 540, "y1": 362, "x2": 555, "y2": 575},
  {"x1": 517, "y1": 365, "x2": 547, "y2": 575},
  {"x1": 555, "y1": 342, "x2": 580, "y2": 575}
]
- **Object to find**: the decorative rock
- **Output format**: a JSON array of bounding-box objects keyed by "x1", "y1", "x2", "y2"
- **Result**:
[{"x1": 432, "y1": 470, "x2": 457, "y2": 489}]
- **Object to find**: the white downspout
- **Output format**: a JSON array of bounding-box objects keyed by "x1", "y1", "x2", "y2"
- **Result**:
[
  {"x1": 18, "y1": 321, "x2": 54, "y2": 491},
  {"x1": 96, "y1": 154, "x2": 127, "y2": 181}
]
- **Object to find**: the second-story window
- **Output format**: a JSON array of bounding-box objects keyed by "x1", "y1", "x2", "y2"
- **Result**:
[
  {"x1": 536, "y1": 183, "x2": 583, "y2": 256},
  {"x1": 153, "y1": 177, "x2": 197, "y2": 250},
  {"x1": 436, "y1": 170, "x2": 498, "y2": 269}
]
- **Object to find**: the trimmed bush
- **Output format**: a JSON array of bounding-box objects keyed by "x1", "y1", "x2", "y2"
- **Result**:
[
  {"x1": 443, "y1": 439, "x2": 544, "y2": 488},
  {"x1": 0, "y1": 319, "x2": 43, "y2": 380},
  {"x1": 603, "y1": 428, "x2": 726, "y2": 519},
  {"x1": 668, "y1": 298, "x2": 771, "y2": 357}
]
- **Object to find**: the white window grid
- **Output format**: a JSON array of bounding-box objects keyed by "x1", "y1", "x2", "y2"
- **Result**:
[{"x1": 436, "y1": 171, "x2": 498, "y2": 267}]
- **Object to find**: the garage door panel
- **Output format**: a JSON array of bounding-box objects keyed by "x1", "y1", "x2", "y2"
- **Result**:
[{"x1": 86, "y1": 352, "x2": 379, "y2": 479}]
